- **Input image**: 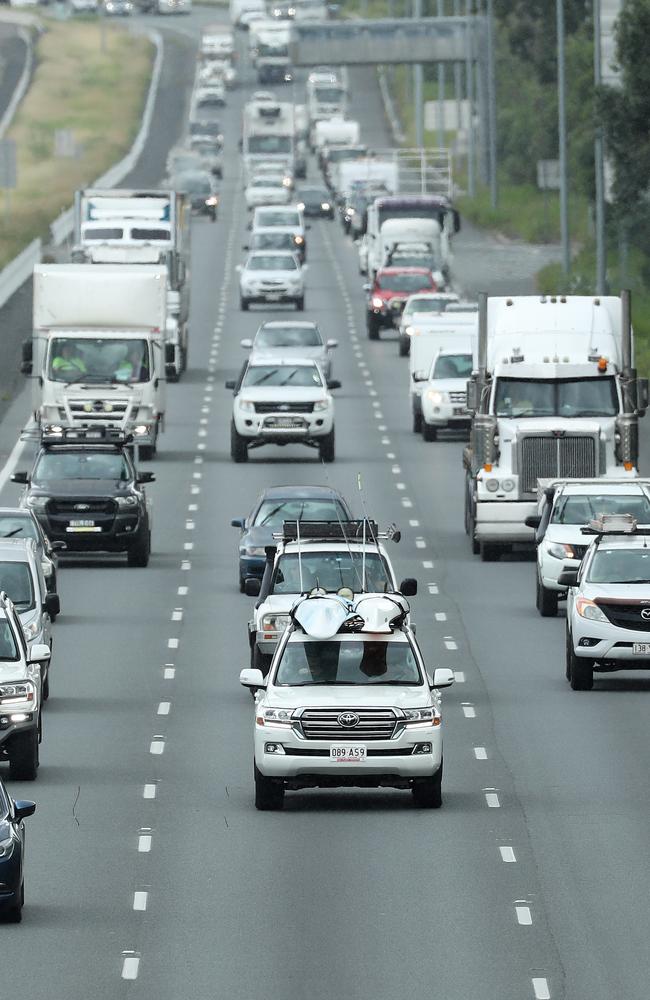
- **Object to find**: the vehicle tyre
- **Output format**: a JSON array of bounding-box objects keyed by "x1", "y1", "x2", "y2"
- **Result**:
[
  {"x1": 568, "y1": 630, "x2": 594, "y2": 690},
  {"x1": 480, "y1": 542, "x2": 501, "y2": 562},
  {"x1": 230, "y1": 423, "x2": 249, "y2": 463},
  {"x1": 42, "y1": 667, "x2": 49, "y2": 702},
  {"x1": 9, "y1": 729, "x2": 39, "y2": 781},
  {"x1": 318, "y1": 429, "x2": 335, "y2": 463},
  {"x1": 253, "y1": 645, "x2": 272, "y2": 677},
  {"x1": 254, "y1": 763, "x2": 284, "y2": 810},
  {"x1": 166, "y1": 367, "x2": 179, "y2": 384},
  {"x1": 137, "y1": 444, "x2": 155, "y2": 462},
  {"x1": 127, "y1": 525, "x2": 151, "y2": 568},
  {"x1": 536, "y1": 572, "x2": 558, "y2": 617},
  {"x1": 367, "y1": 317, "x2": 380, "y2": 341},
  {"x1": 464, "y1": 477, "x2": 480, "y2": 555},
  {"x1": 412, "y1": 402, "x2": 422, "y2": 434},
  {"x1": 412, "y1": 761, "x2": 442, "y2": 808},
  {"x1": 422, "y1": 422, "x2": 437, "y2": 442},
  {"x1": 47, "y1": 569, "x2": 57, "y2": 600},
  {"x1": 239, "y1": 572, "x2": 246, "y2": 594},
  {"x1": 295, "y1": 296, "x2": 305, "y2": 311},
  {"x1": 180, "y1": 343, "x2": 188, "y2": 373},
  {"x1": 240, "y1": 297, "x2": 249, "y2": 311},
  {"x1": 398, "y1": 334, "x2": 410, "y2": 357},
  {"x1": 5, "y1": 882, "x2": 23, "y2": 923}
]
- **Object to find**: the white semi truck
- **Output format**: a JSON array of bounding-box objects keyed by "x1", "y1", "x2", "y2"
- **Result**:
[
  {"x1": 241, "y1": 99, "x2": 295, "y2": 178},
  {"x1": 365, "y1": 193, "x2": 459, "y2": 280},
  {"x1": 23, "y1": 264, "x2": 170, "y2": 460},
  {"x1": 463, "y1": 292, "x2": 649, "y2": 561}
]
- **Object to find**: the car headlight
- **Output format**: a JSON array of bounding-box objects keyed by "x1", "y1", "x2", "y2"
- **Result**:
[
  {"x1": 501, "y1": 479, "x2": 515, "y2": 492},
  {"x1": 256, "y1": 706, "x2": 293, "y2": 728},
  {"x1": 0, "y1": 681, "x2": 35, "y2": 705},
  {"x1": 576, "y1": 598, "x2": 607, "y2": 622},
  {"x1": 296, "y1": 201, "x2": 305, "y2": 211},
  {"x1": 484, "y1": 478, "x2": 499, "y2": 492},
  {"x1": 116, "y1": 495, "x2": 139, "y2": 508},
  {"x1": 23, "y1": 621, "x2": 40, "y2": 641},
  {"x1": 134, "y1": 425, "x2": 150, "y2": 436},
  {"x1": 293, "y1": 235, "x2": 304, "y2": 245},
  {"x1": 321, "y1": 202, "x2": 330, "y2": 210},
  {"x1": 238, "y1": 399, "x2": 255, "y2": 412},
  {"x1": 548, "y1": 542, "x2": 576, "y2": 560},
  {"x1": 260, "y1": 613, "x2": 290, "y2": 633},
  {"x1": 426, "y1": 390, "x2": 447, "y2": 406},
  {"x1": 242, "y1": 545, "x2": 266, "y2": 557},
  {"x1": 283, "y1": 177, "x2": 292, "y2": 188},
  {"x1": 371, "y1": 296, "x2": 384, "y2": 309},
  {"x1": 205, "y1": 196, "x2": 219, "y2": 206},
  {"x1": 0, "y1": 825, "x2": 14, "y2": 859},
  {"x1": 402, "y1": 707, "x2": 440, "y2": 728},
  {"x1": 313, "y1": 398, "x2": 331, "y2": 411},
  {"x1": 25, "y1": 496, "x2": 49, "y2": 510}
]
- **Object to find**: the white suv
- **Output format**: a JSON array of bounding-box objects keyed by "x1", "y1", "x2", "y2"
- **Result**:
[
  {"x1": 240, "y1": 593, "x2": 454, "y2": 810},
  {"x1": 0, "y1": 592, "x2": 48, "y2": 780},
  {"x1": 420, "y1": 348, "x2": 473, "y2": 442},
  {"x1": 226, "y1": 359, "x2": 339, "y2": 462}
]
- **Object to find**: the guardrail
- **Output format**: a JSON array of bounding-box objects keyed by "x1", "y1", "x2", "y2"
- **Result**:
[{"x1": 0, "y1": 26, "x2": 164, "y2": 311}]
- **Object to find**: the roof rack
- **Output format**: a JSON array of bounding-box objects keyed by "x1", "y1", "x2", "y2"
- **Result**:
[
  {"x1": 583, "y1": 513, "x2": 650, "y2": 537},
  {"x1": 274, "y1": 519, "x2": 401, "y2": 544},
  {"x1": 39, "y1": 425, "x2": 132, "y2": 447}
]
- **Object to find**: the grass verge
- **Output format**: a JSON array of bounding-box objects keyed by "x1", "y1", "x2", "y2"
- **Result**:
[{"x1": 0, "y1": 19, "x2": 153, "y2": 268}]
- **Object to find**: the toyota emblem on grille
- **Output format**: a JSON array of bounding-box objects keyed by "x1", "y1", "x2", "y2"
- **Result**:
[
  {"x1": 338, "y1": 712, "x2": 360, "y2": 728},
  {"x1": 74, "y1": 504, "x2": 90, "y2": 511},
  {"x1": 278, "y1": 404, "x2": 290, "y2": 411},
  {"x1": 641, "y1": 609, "x2": 650, "y2": 620}
]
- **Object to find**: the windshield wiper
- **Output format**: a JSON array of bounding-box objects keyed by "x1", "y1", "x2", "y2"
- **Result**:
[
  {"x1": 260, "y1": 503, "x2": 286, "y2": 526},
  {"x1": 1, "y1": 528, "x2": 23, "y2": 538},
  {"x1": 251, "y1": 369, "x2": 279, "y2": 385},
  {"x1": 564, "y1": 410, "x2": 613, "y2": 417},
  {"x1": 280, "y1": 370, "x2": 301, "y2": 385}
]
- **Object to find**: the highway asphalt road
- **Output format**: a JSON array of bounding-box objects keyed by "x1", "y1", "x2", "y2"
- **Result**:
[{"x1": 0, "y1": 11, "x2": 648, "y2": 1000}]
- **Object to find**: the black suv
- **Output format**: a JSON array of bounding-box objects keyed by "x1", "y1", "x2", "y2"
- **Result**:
[{"x1": 12, "y1": 428, "x2": 154, "y2": 567}]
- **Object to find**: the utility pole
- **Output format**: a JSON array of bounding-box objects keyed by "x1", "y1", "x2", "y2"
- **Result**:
[
  {"x1": 486, "y1": 0, "x2": 497, "y2": 207},
  {"x1": 453, "y1": 0, "x2": 462, "y2": 133},
  {"x1": 593, "y1": 0, "x2": 606, "y2": 293},
  {"x1": 557, "y1": 0, "x2": 571, "y2": 277},
  {"x1": 465, "y1": 0, "x2": 476, "y2": 196},
  {"x1": 413, "y1": 0, "x2": 424, "y2": 147},
  {"x1": 437, "y1": 0, "x2": 446, "y2": 149}
]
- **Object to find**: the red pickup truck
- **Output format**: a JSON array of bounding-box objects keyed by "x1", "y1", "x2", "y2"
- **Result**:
[{"x1": 365, "y1": 267, "x2": 436, "y2": 340}]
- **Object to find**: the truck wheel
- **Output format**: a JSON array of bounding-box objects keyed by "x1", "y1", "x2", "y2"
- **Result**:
[
  {"x1": 9, "y1": 729, "x2": 39, "y2": 781},
  {"x1": 128, "y1": 526, "x2": 151, "y2": 568},
  {"x1": 367, "y1": 317, "x2": 379, "y2": 340},
  {"x1": 412, "y1": 403, "x2": 422, "y2": 434},
  {"x1": 480, "y1": 542, "x2": 501, "y2": 562},
  {"x1": 536, "y1": 573, "x2": 558, "y2": 617},
  {"x1": 231, "y1": 423, "x2": 249, "y2": 463},
  {"x1": 254, "y1": 763, "x2": 284, "y2": 810},
  {"x1": 253, "y1": 645, "x2": 272, "y2": 677},
  {"x1": 318, "y1": 429, "x2": 335, "y2": 463},
  {"x1": 412, "y1": 760, "x2": 442, "y2": 808},
  {"x1": 180, "y1": 342, "x2": 188, "y2": 373},
  {"x1": 240, "y1": 297, "x2": 249, "y2": 311},
  {"x1": 464, "y1": 477, "x2": 480, "y2": 554},
  {"x1": 398, "y1": 334, "x2": 410, "y2": 357},
  {"x1": 422, "y1": 422, "x2": 437, "y2": 442}
]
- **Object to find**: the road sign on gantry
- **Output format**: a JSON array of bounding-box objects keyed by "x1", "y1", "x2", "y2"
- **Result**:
[{"x1": 290, "y1": 17, "x2": 470, "y2": 66}]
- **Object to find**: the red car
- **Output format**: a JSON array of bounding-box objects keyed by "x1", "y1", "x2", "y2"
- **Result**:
[{"x1": 365, "y1": 267, "x2": 436, "y2": 340}]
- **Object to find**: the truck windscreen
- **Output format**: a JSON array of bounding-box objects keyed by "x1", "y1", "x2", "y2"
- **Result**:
[
  {"x1": 48, "y1": 338, "x2": 152, "y2": 385},
  {"x1": 247, "y1": 135, "x2": 292, "y2": 154},
  {"x1": 494, "y1": 376, "x2": 618, "y2": 418}
]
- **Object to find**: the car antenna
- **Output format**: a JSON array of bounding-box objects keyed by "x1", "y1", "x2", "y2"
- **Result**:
[
  {"x1": 318, "y1": 459, "x2": 365, "y2": 594},
  {"x1": 357, "y1": 473, "x2": 392, "y2": 594},
  {"x1": 358, "y1": 474, "x2": 367, "y2": 593},
  {"x1": 296, "y1": 516, "x2": 304, "y2": 593}
]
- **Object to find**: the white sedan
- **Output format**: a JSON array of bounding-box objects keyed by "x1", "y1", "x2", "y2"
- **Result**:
[
  {"x1": 237, "y1": 251, "x2": 306, "y2": 310},
  {"x1": 245, "y1": 175, "x2": 291, "y2": 210}
]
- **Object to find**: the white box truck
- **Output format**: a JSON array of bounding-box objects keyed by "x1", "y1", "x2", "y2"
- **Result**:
[{"x1": 23, "y1": 264, "x2": 170, "y2": 460}]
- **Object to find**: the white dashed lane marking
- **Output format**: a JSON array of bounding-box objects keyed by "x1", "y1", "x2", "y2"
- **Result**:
[
  {"x1": 499, "y1": 845, "x2": 517, "y2": 863},
  {"x1": 484, "y1": 790, "x2": 501, "y2": 808},
  {"x1": 121, "y1": 955, "x2": 140, "y2": 980},
  {"x1": 133, "y1": 891, "x2": 148, "y2": 912},
  {"x1": 474, "y1": 746, "x2": 487, "y2": 760},
  {"x1": 143, "y1": 784, "x2": 156, "y2": 800},
  {"x1": 515, "y1": 903, "x2": 532, "y2": 926},
  {"x1": 532, "y1": 978, "x2": 551, "y2": 999},
  {"x1": 461, "y1": 703, "x2": 476, "y2": 718}
]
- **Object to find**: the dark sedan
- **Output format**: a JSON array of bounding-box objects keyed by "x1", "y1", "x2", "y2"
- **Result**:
[
  {"x1": 173, "y1": 169, "x2": 219, "y2": 221},
  {"x1": 295, "y1": 185, "x2": 335, "y2": 219},
  {"x1": 231, "y1": 485, "x2": 353, "y2": 591},
  {"x1": 0, "y1": 778, "x2": 35, "y2": 923}
]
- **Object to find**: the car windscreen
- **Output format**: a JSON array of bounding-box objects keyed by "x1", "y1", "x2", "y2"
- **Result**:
[
  {"x1": 251, "y1": 177, "x2": 284, "y2": 187},
  {"x1": 253, "y1": 233, "x2": 293, "y2": 250},
  {"x1": 0, "y1": 517, "x2": 38, "y2": 542},
  {"x1": 256, "y1": 210, "x2": 300, "y2": 227},
  {"x1": 588, "y1": 547, "x2": 650, "y2": 584},
  {"x1": 432, "y1": 354, "x2": 473, "y2": 378},
  {"x1": 82, "y1": 227, "x2": 124, "y2": 241},
  {"x1": 272, "y1": 551, "x2": 390, "y2": 594},
  {"x1": 314, "y1": 87, "x2": 345, "y2": 102},
  {"x1": 47, "y1": 338, "x2": 151, "y2": 385},
  {"x1": 255, "y1": 326, "x2": 321, "y2": 348},
  {"x1": 377, "y1": 273, "x2": 432, "y2": 292},
  {"x1": 248, "y1": 136, "x2": 292, "y2": 154},
  {"x1": 33, "y1": 451, "x2": 130, "y2": 482},
  {"x1": 494, "y1": 377, "x2": 618, "y2": 418},
  {"x1": 191, "y1": 121, "x2": 221, "y2": 135},
  {"x1": 247, "y1": 255, "x2": 297, "y2": 270},
  {"x1": 176, "y1": 174, "x2": 212, "y2": 195},
  {"x1": 254, "y1": 499, "x2": 348, "y2": 528},
  {"x1": 407, "y1": 298, "x2": 448, "y2": 314},
  {"x1": 243, "y1": 365, "x2": 322, "y2": 388},
  {"x1": 0, "y1": 562, "x2": 34, "y2": 611},
  {"x1": 298, "y1": 188, "x2": 328, "y2": 201},
  {"x1": 0, "y1": 621, "x2": 18, "y2": 661},
  {"x1": 552, "y1": 494, "x2": 650, "y2": 525},
  {"x1": 275, "y1": 639, "x2": 422, "y2": 686}
]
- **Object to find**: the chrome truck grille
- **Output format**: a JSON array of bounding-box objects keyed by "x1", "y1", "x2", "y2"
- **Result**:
[
  {"x1": 519, "y1": 435, "x2": 597, "y2": 494},
  {"x1": 298, "y1": 709, "x2": 397, "y2": 741}
]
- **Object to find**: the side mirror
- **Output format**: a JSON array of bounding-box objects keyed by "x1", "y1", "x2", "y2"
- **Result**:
[
  {"x1": 231, "y1": 517, "x2": 245, "y2": 528},
  {"x1": 11, "y1": 471, "x2": 28, "y2": 485},
  {"x1": 236, "y1": 264, "x2": 243, "y2": 271},
  {"x1": 20, "y1": 340, "x2": 32, "y2": 375},
  {"x1": 326, "y1": 379, "x2": 341, "y2": 390},
  {"x1": 637, "y1": 377, "x2": 649, "y2": 414},
  {"x1": 525, "y1": 515, "x2": 542, "y2": 529},
  {"x1": 242, "y1": 244, "x2": 249, "y2": 251},
  {"x1": 239, "y1": 667, "x2": 266, "y2": 690},
  {"x1": 240, "y1": 339, "x2": 253, "y2": 349},
  {"x1": 225, "y1": 379, "x2": 236, "y2": 390},
  {"x1": 244, "y1": 577, "x2": 261, "y2": 597},
  {"x1": 305, "y1": 224, "x2": 312, "y2": 230},
  {"x1": 50, "y1": 540, "x2": 67, "y2": 552},
  {"x1": 13, "y1": 800, "x2": 36, "y2": 821},
  {"x1": 362, "y1": 283, "x2": 371, "y2": 292},
  {"x1": 29, "y1": 643, "x2": 50, "y2": 663},
  {"x1": 412, "y1": 370, "x2": 427, "y2": 383},
  {"x1": 44, "y1": 593, "x2": 60, "y2": 618},
  {"x1": 137, "y1": 472, "x2": 156, "y2": 484},
  {"x1": 165, "y1": 363, "x2": 176, "y2": 379},
  {"x1": 326, "y1": 339, "x2": 338, "y2": 349},
  {"x1": 399, "y1": 577, "x2": 418, "y2": 597},
  {"x1": 431, "y1": 667, "x2": 455, "y2": 689},
  {"x1": 165, "y1": 343, "x2": 176, "y2": 364},
  {"x1": 558, "y1": 570, "x2": 579, "y2": 587}
]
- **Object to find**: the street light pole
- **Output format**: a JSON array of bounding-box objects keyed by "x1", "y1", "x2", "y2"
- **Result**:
[
  {"x1": 557, "y1": 0, "x2": 571, "y2": 277},
  {"x1": 593, "y1": 0, "x2": 606, "y2": 293},
  {"x1": 486, "y1": 0, "x2": 497, "y2": 207},
  {"x1": 437, "y1": 0, "x2": 446, "y2": 149},
  {"x1": 466, "y1": 0, "x2": 476, "y2": 196},
  {"x1": 414, "y1": 0, "x2": 424, "y2": 147}
]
